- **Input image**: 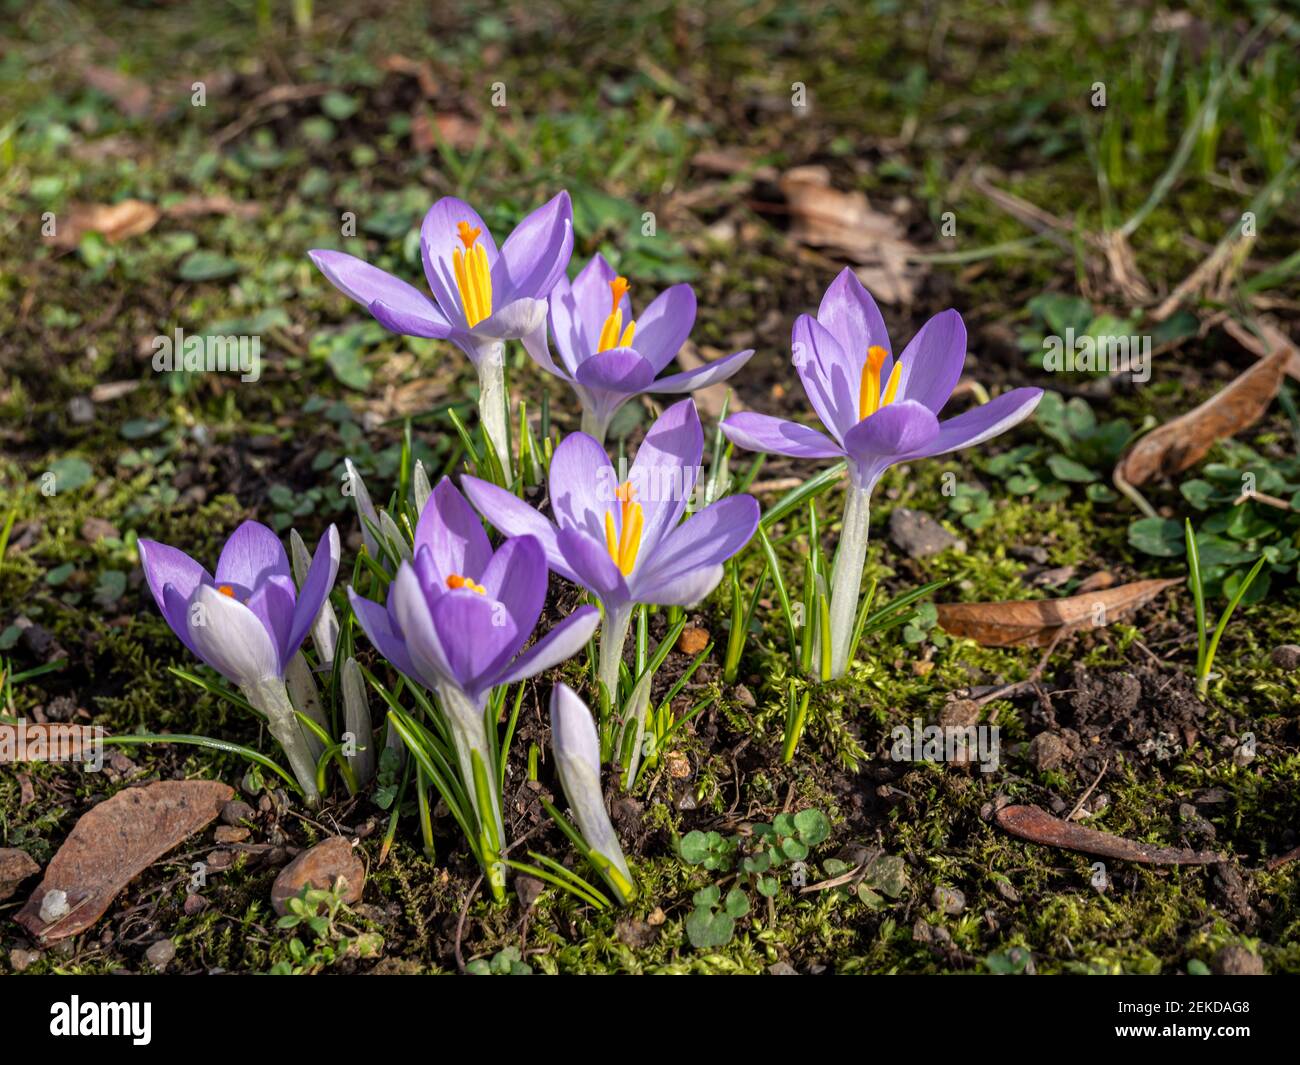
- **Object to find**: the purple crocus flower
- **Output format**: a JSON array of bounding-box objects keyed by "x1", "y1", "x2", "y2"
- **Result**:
[
  {"x1": 523, "y1": 254, "x2": 754, "y2": 444},
  {"x1": 462, "y1": 398, "x2": 759, "y2": 713},
  {"x1": 348, "y1": 477, "x2": 600, "y2": 855},
  {"x1": 310, "y1": 193, "x2": 574, "y2": 463},
  {"x1": 722, "y1": 268, "x2": 1043, "y2": 679},
  {"x1": 138, "y1": 521, "x2": 341, "y2": 803}
]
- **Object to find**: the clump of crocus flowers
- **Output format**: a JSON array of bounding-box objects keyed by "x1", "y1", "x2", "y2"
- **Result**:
[{"x1": 136, "y1": 190, "x2": 1042, "y2": 906}]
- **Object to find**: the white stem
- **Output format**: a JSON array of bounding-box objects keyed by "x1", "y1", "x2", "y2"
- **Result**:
[
  {"x1": 827, "y1": 482, "x2": 873, "y2": 680},
  {"x1": 580, "y1": 407, "x2": 608, "y2": 447},
  {"x1": 597, "y1": 604, "x2": 633, "y2": 728},
  {"x1": 477, "y1": 356, "x2": 511, "y2": 475},
  {"x1": 439, "y1": 685, "x2": 505, "y2": 856},
  {"x1": 241, "y1": 676, "x2": 321, "y2": 807}
]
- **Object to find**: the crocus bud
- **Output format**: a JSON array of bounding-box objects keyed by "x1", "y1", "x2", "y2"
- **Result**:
[
  {"x1": 341, "y1": 657, "x2": 376, "y2": 786},
  {"x1": 550, "y1": 683, "x2": 635, "y2": 903}
]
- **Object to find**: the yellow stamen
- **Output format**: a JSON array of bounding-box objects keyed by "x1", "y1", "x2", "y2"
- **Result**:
[
  {"x1": 446, "y1": 573, "x2": 486, "y2": 595},
  {"x1": 453, "y1": 221, "x2": 493, "y2": 328},
  {"x1": 859, "y1": 345, "x2": 889, "y2": 420},
  {"x1": 604, "y1": 481, "x2": 644, "y2": 575},
  {"x1": 596, "y1": 277, "x2": 636, "y2": 352},
  {"x1": 217, "y1": 584, "x2": 236, "y2": 598},
  {"x1": 880, "y1": 359, "x2": 904, "y2": 407}
]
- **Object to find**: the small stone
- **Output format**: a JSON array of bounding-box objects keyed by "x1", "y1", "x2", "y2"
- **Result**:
[
  {"x1": 80, "y1": 517, "x2": 120, "y2": 544},
  {"x1": 1027, "y1": 732, "x2": 1073, "y2": 772},
  {"x1": 67, "y1": 396, "x2": 95, "y2": 425},
  {"x1": 515, "y1": 875, "x2": 544, "y2": 910},
  {"x1": 271, "y1": 837, "x2": 365, "y2": 916},
  {"x1": 888, "y1": 508, "x2": 964, "y2": 560},
  {"x1": 677, "y1": 626, "x2": 709, "y2": 655},
  {"x1": 9, "y1": 948, "x2": 41, "y2": 972},
  {"x1": 17, "y1": 620, "x2": 58, "y2": 660},
  {"x1": 1211, "y1": 944, "x2": 1264, "y2": 975},
  {"x1": 182, "y1": 894, "x2": 208, "y2": 916},
  {"x1": 214, "y1": 826, "x2": 249, "y2": 844},
  {"x1": 646, "y1": 907, "x2": 666, "y2": 926},
  {"x1": 39, "y1": 889, "x2": 70, "y2": 924},
  {"x1": 993, "y1": 878, "x2": 1020, "y2": 903},
  {"x1": 665, "y1": 751, "x2": 691, "y2": 779},
  {"x1": 145, "y1": 939, "x2": 175, "y2": 970},
  {"x1": 615, "y1": 918, "x2": 657, "y2": 949},
  {"x1": 221, "y1": 800, "x2": 255, "y2": 826},
  {"x1": 205, "y1": 850, "x2": 234, "y2": 871},
  {"x1": 1269, "y1": 644, "x2": 1300, "y2": 671},
  {"x1": 931, "y1": 885, "x2": 966, "y2": 915},
  {"x1": 43, "y1": 695, "x2": 78, "y2": 723},
  {"x1": 938, "y1": 699, "x2": 980, "y2": 729},
  {"x1": 767, "y1": 961, "x2": 798, "y2": 975},
  {"x1": 733, "y1": 685, "x2": 756, "y2": 708},
  {"x1": 0, "y1": 848, "x2": 40, "y2": 901}
]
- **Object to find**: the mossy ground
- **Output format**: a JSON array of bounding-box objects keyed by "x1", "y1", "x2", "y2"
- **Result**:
[{"x1": 1, "y1": 1, "x2": 1298, "y2": 974}]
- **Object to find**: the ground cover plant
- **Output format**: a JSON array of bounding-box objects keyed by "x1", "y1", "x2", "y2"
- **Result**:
[{"x1": 1, "y1": 0, "x2": 1299, "y2": 985}]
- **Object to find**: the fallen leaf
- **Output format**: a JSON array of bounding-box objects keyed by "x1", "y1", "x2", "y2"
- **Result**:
[
  {"x1": 1223, "y1": 316, "x2": 1300, "y2": 382},
  {"x1": 778, "y1": 165, "x2": 923, "y2": 304},
  {"x1": 82, "y1": 65, "x2": 153, "y2": 119},
  {"x1": 162, "y1": 195, "x2": 262, "y2": 220},
  {"x1": 995, "y1": 804, "x2": 1224, "y2": 864},
  {"x1": 1115, "y1": 343, "x2": 1290, "y2": 487},
  {"x1": 934, "y1": 578, "x2": 1180, "y2": 648},
  {"x1": 0, "y1": 848, "x2": 40, "y2": 901},
  {"x1": 379, "y1": 54, "x2": 439, "y2": 97},
  {"x1": 15, "y1": 780, "x2": 232, "y2": 941},
  {"x1": 1, "y1": 723, "x2": 103, "y2": 763},
  {"x1": 411, "y1": 109, "x2": 481, "y2": 153},
  {"x1": 51, "y1": 200, "x2": 161, "y2": 249}
]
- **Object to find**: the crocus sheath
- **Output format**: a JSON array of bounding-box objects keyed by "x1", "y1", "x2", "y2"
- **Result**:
[
  {"x1": 311, "y1": 193, "x2": 574, "y2": 464},
  {"x1": 722, "y1": 269, "x2": 1043, "y2": 679},
  {"x1": 523, "y1": 252, "x2": 754, "y2": 444},
  {"x1": 138, "y1": 521, "x2": 341, "y2": 804}
]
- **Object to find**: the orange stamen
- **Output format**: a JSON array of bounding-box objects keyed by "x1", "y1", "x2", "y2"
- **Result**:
[
  {"x1": 446, "y1": 573, "x2": 486, "y2": 595},
  {"x1": 217, "y1": 584, "x2": 236, "y2": 598},
  {"x1": 858, "y1": 345, "x2": 890, "y2": 420}
]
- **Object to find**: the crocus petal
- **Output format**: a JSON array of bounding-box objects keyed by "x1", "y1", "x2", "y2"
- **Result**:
[
  {"x1": 549, "y1": 253, "x2": 622, "y2": 373},
  {"x1": 387, "y1": 562, "x2": 456, "y2": 690},
  {"x1": 916, "y1": 387, "x2": 1044, "y2": 460},
  {"x1": 478, "y1": 535, "x2": 548, "y2": 661},
  {"x1": 414, "y1": 477, "x2": 493, "y2": 585},
  {"x1": 574, "y1": 348, "x2": 657, "y2": 395},
  {"x1": 816, "y1": 267, "x2": 892, "y2": 381},
  {"x1": 626, "y1": 397, "x2": 704, "y2": 562},
  {"x1": 634, "y1": 565, "x2": 725, "y2": 608},
  {"x1": 215, "y1": 520, "x2": 290, "y2": 589},
  {"x1": 792, "y1": 314, "x2": 861, "y2": 443},
  {"x1": 520, "y1": 317, "x2": 569, "y2": 380},
  {"x1": 472, "y1": 296, "x2": 549, "y2": 341},
  {"x1": 893, "y1": 308, "x2": 966, "y2": 415},
  {"x1": 461, "y1": 475, "x2": 573, "y2": 579},
  {"x1": 244, "y1": 574, "x2": 298, "y2": 672},
  {"x1": 430, "y1": 588, "x2": 521, "y2": 698},
  {"x1": 309, "y1": 250, "x2": 449, "y2": 336},
  {"x1": 651, "y1": 347, "x2": 755, "y2": 393},
  {"x1": 556, "y1": 527, "x2": 630, "y2": 605},
  {"x1": 550, "y1": 683, "x2": 633, "y2": 887},
  {"x1": 287, "y1": 525, "x2": 340, "y2": 657},
  {"x1": 549, "y1": 431, "x2": 617, "y2": 542},
  {"x1": 493, "y1": 191, "x2": 573, "y2": 304},
  {"x1": 632, "y1": 495, "x2": 759, "y2": 605},
  {"x1": 348, "y1": 588, "x2": 418, "y2": 682},
  {"x1": 420, "y1": 197, "x2": 499, "y2": 327},
  {"x1": 369, "y1": 296, "x2": 453, "y2": 339},
  {"x1": 489, "y1": 605, "x2": 600, "y2": 688},
  {"x1": 629, "y1": 283, "x2": 696, "y2": 373},
  {"x1": 186, "y1": 584, "x2": 282, "y2": 686},
  {"x1": 721, "y1": 412, "x2": 844, "y2": 459},
  {"x1": 841, "y1": 400, "x2": 940, "y2": 489},
  {"x1": 138, "y1": 539, "x2": 211, "y2": 643}
]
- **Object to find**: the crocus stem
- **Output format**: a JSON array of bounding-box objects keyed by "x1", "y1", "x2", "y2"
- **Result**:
[
  {"x1": 477, "y1": 356, "x2": 511, "y2": 478},
  {"x1": 439, "y1": 685, "x2": 506, "y2": 900},
  {"x1": 827, "y1": 482, "x2": 872, "y2": 681},
  {"x1": 241, "y1": 676, "x2": 321, "y2": 807},
  {"x1": 580, "y1": 408, "x2": 608, "y2": 447},
  {"x1": 597, "y1": 604, "x2": 633, "y2": 736}
]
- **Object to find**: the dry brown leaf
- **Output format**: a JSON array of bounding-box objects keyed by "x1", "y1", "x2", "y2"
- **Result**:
[
  {"x1": 412, "y1": 109, "x2": 480, "y2": 153},
  {"x1": 996, "y1": 805, "x2": 1224, "y2": 864},
  {"x1": 934, "y1": 578, "x2": 1180, "y2": 648},
  {"x1": 52, "y1": 200, "x2": 161, "y2": 249},
  {"x1": 162, "y1": 195, "x2": 261, "y2": 220},
  {"x1": 1115, "y1": 343, "x2": 1290, "y2": 487},
  {"x1": 82, "y1": 65, "x2": 153, "y2": 119},
  {"x1": 778, "y1": 165, "x2": 923, "y2": 304},
  {"x1": 379, "y1": 54, "x2": 439, "y2": 97},
  {"x1": 15, "y1": 780, "x2": 232, "y2": 941},
  {"x1": 1223, "y1": 316, "x2": 1300, "y2": 382}
]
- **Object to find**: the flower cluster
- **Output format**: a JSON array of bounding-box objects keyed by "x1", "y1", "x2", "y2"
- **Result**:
[{"x1": 140, "y1": 190, "x2": 1040, "y2": 904}]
